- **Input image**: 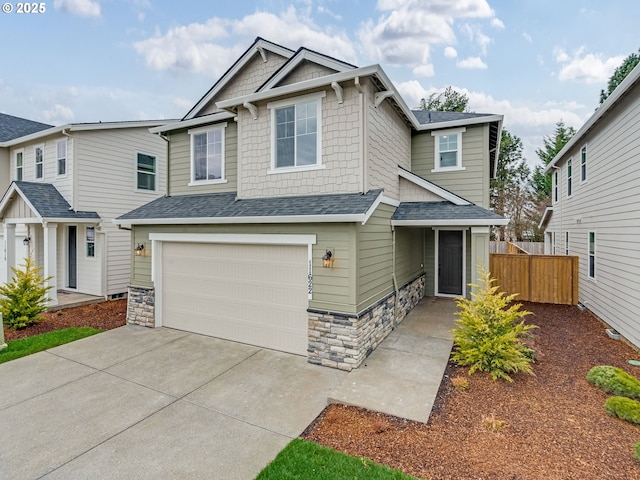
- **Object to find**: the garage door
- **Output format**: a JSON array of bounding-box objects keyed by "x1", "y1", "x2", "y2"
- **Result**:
[{"x1": 161, "y1": 242, "x2": 309, "y2": 355}]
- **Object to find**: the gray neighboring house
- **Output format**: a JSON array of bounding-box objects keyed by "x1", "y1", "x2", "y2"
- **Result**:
[
  {"x1": 117, "y1": 37, "x2": 507, "y2": 370},
  {"x1": 540, "y1": 63, "x2": 640, "y2": 349}
]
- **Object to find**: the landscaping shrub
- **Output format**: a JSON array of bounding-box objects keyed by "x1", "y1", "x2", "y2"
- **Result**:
[
  {"x1": 605, "y1": 396, "x2": 640, "y2": 425},
  {"x1": 586, "y1": 365, "x2": 640, "y2": 399},
  {"x1": 0, "y1": 257, "x2": 52, "y2": 330},
  {"x1": 451, "y1": 268, "x2": 536, "y2": 382},
  {"x1": 634, "y1": 442, "x2": 640, "y2": 462}
]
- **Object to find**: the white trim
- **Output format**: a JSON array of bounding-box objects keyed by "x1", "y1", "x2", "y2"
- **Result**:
[
  {"x1": 0, "y1": 183, "x2": 42, "y2": 221},
  {"x1": 580, "y1": 144, "x2": 588, "y2": 183},
  {"x1": 417, "y1": 115, "x2": 503, "y2": 131},
  {"x1": 149, "y1": 112, "x2": 236, "y2": 134},
  {"x1": 538, "y1": 206, "x2": 553, "y2": 229},
  {"x1": 431, "y1": 127, "x2": 466, "y2": 172},
  {"x1": 434, "y1": 228, "x2": 466, "y2": 298},
  {"x1": 14, "y1": 148, "x2": 24, "y2": 181},
  {"x1": 189, "y1": 123, "x2": 227, "y2": 185},
  {"x1": 267, "y1": 164, "x2": 326, "y2": 175},
  {"x1": 149, "y1": 233, "x2": 317, "y2": 246},
  {"x1": 566, "y1": 158, "x2": 573, "y2": 198},
  {"x1": 151, "y1": 239, "x2": 162, "y2": 326},
  {"x1": 398, "y1": 168, "x2": 470, "y2": 205},
  {"x1": 392, "y1": 218, "x2": 508, "y2": 227},
  {"x1": 471, "y1": 227, "x2": 489, "y2": 234},
  {"x1": 134, "y1": 151, "x2": 158, "y2": 193},
  {"x1": 588, "y1": 230, "x2": 596, "y2": 281},
  {"x1": 362, "y1": 194, "x2": 399, "y2": 224},
  {"x1": 56, "y1": 139, "x2": 67, "y2": 177},
  {"x1": 34, "y1": 144, "x2": 44, "y2": 180},
  {"x1": 116, "y1": 213, "x2": 366, "y2": 228}
]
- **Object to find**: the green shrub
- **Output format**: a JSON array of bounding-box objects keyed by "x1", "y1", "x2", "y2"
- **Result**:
[
  {"x1": 0, "y1": 257, "x2": 52, "y2": 330},
  {"x1": 634, "y1": 442, "x2": 640, "y2": 462},
  {"x1": 451, "y1": 268, "x2": 537, "y2": 382},
  {"x1": 586, "y1": 365, "x2": 640, "y2": 399},
  {"x1": 605, "y1": 396, "x2": 640, "y2": 425}
]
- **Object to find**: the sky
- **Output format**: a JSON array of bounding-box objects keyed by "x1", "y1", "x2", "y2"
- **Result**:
[{"x1": 1, "y1": 0, "x2": 638, "y2": 167}]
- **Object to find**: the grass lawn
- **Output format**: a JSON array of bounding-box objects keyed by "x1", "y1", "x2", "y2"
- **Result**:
[
  {"x1": 255, "y1": 438, "x2": 418, "y2": 480},
  {"x1": 0, "y1": 327, "x2": 102, "y2": 364}
]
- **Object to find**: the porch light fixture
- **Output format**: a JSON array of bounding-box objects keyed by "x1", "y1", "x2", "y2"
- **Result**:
[
  {"x1": 322, "y1": 249, "x2": 334, "y2": 268},
  {"x1": 135, "y1": 243, "x2": 145, "y2": 256},
  {"x1": 23, "y1": 237, "x2": 31, "y2": 246}
]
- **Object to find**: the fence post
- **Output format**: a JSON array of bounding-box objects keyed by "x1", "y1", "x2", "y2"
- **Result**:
[
  {"x1": 0, "y1": 312, "x2": 6, "y2": 350},
  {"x1": 572, "y1": 256, "x2": 579, "y2": 305}
]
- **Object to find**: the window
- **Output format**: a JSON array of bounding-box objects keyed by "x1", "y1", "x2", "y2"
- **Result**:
[
  {"x1": 15, "y1": 150, "x2": 23, "y2": 181},
  {"x1": 56, "y1": 140, "x2": 66, "y2": 176},
  {"x1": 35, "y1": 145, "x2": 44, "y2": 179},
  {"x1": 581, "y1": 145, "x2": 587, "y2": 182},
  {"x1": 588, "y1": 231, "x2": 596, "y2": 279},
  {"x1": 432, "y1": 127, "x2": 466, "y2": 171},
  {"x1": 86, "y1": 226, "x2": 95, "y2": 258},
  {"x1": 552, "y1": 231, "x2": 556, "y2": 255},
  {"x1": 268, "y1": 92, "x2": 325, "y2": 172},
  {"x1": 565, "y1": 232, "x2": 569, "y2": 255},
  {"x1": 136, "y1": 153, "x2": 156, "y2": 191},
  {"x1": 553, "y1": 170, "x2": 558, "y2": 203},
  {"x1": 189, "y1": 123, "x2": 226, "y2": 184},
  {"x1": 567, "y1": 159, "x2": 572, "y2": 197}
]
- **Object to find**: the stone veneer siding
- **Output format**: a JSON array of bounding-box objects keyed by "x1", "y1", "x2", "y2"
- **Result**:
[
  {"x1": 307, "y1": 274, "x2": 425, "y2": 371},
  {"x1": 126, "y1": 286, "x2": 155, "y2": 327}
]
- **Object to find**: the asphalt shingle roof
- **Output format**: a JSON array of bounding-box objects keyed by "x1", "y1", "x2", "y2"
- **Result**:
[
  {"x1": 13, "y1": 182, "x2": 100, "y2": 219},
  {"x1": 0, "y1": 114, "x2": 53, "y2": 142},
  {"x1": 118, "y1": 190, "x2": 383, "y2": 220},
  {"x1": 411, "y1": 110, "x2": 495, "y2": 125},
  {"x1": 393, "y1": 201, "x2": 505, "y2": 222}
]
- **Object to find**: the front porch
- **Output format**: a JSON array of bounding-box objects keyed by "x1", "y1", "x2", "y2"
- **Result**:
[{"x1": 48, "y1": 290, "x2": 106, "y2": 311}]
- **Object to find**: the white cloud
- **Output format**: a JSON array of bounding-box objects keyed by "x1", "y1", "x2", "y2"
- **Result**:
[
  {"x1": 54, "y1": 0, "x2": 101, "y2": 17},
  {"x1": 459, "y1": 23, "x2": 492, "y2": 55},
  {"x1": 554, "y1": 47, "x2": 624, "y2": 84},
  {"x1": 317, "y1": 5, "x2": 342, "y2": 21},
  {"x1": 491, "y1": 18, "x2": 505, "y2": 29},
  {"x1": 42, "y1": 104, "x2": 75, "y2": 124},
  {"x1": 412, "y1": 64, "x2": 435, "y2": 77},
  {"x1": 358, "y1": 0, "x2": 495, "y2": 67},
  {"x1": 133, "y1": 7, "x2": 356, "y2": 77},
  {"x1": 523, "y1": 32, "x2": 533, "y2": 44},
  {"x1": 444, "y1": 46, "x2": 458, "y2": 58},
  {"x1": 457, "y1": 56, "x2": 487, "y2": 69}
]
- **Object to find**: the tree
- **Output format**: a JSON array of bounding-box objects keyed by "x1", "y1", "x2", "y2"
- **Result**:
[
  {"x1": 419, "y1": 86, "x2": 469, "y2": 112},
  {"x1": 0, "y1": 257, "x2": 52, "y2": 329},
  {"x1": 531, "y1": 120, "x2": 575, "y2": 201},
  {"x1": 600, "y1": 48, "x2": 640, "y2": 104},
  {"x1": 490, "y1": 128, "x2": 532, "y2": 241}
]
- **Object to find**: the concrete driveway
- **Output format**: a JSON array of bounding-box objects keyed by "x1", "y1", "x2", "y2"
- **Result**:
[{"x1": 0, "y1": 298, "x2": 456, "y2": 480}]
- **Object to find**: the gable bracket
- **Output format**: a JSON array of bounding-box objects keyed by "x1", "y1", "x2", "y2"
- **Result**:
[
  {"x1": 374, "y1": 91, "x2": 393, "y2": 108},
  {"x1": 257, "y1": 45, "x2": 268, "y2": 63},
  {"x1": 243, "y1": 102, "x2": 258, "y2": 120},
  {"x1": 331, "y1": 81, "x2": 344, "y2": 104}
]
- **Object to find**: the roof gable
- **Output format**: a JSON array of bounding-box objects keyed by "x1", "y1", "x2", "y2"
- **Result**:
[
  {"x1": 183, "y1": 37, "x2": 295, "y2": 120},
  {"x1": 0, "y1": 114, "x2": 52, "y2": 142},
  {"x1": 398, "y1": 167, "x2": 471, "y2": 206}
]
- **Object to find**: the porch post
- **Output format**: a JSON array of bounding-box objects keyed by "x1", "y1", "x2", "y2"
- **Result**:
[
  {"x1": 43, "y1": 222, "x2": 58, "y2": 306},
  {"x1": 3, "y1": 223, "x2": 16, "y2": 286},
  {"x1": 470, "y1": 227, "x2": 490, "y2": 293}
]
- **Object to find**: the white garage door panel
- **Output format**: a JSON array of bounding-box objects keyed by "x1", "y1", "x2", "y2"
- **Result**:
[{"x1": 162, "y1": 242, "x2": 309, "y2": 355}]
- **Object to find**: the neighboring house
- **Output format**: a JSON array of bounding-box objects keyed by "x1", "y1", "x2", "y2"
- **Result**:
[
  {"x1": 540, "y1": 63, "x2": 640, "y2": 349},
  {"x1": 0, "y1": 120, "x2": 169, "y2": 305},
  {"x1": 116, "y1": 37, "x2": 507, "y2": 370}
]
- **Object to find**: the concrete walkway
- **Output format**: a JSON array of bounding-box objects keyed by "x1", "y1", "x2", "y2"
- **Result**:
[{"x1": 0, "y1": 297, "x2": 457, "y2": 480}]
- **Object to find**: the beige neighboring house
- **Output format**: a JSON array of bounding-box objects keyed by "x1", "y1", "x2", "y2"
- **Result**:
[
  {"x1": 117, "y1": 37, "x2": 507, "y2": 370},
  {"x1": 540, "y1": 63, "x2": 640, "y2": 349},
  {"x1": 0, "y1": 119, "x2": 169, "y2": 305}
]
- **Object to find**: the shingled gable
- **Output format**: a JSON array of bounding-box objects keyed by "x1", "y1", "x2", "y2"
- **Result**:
[
  {"x1": 0, "y1": 114, "x2": 53, "y2": 143},
  {"x1": 0, "y1": 181, "x2": 99, "y2": 221},
  {"x1": 182, "y1": 37, "x2": 295, "y2": 121},
  {"x1": 392, "y1": 202, "x2": 508, "y2": 226}
]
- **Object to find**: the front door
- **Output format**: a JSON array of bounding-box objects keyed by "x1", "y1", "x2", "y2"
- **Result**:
[
  {"x1": 68, "y1": 226, "x2": 77, "y2": 289},
  {"x1": 438, "y1": 230, "x2": 463, "y2": 296}
]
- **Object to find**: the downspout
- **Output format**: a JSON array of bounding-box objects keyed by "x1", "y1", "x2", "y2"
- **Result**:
[
  {"x1": 354, "y1": 77, "x2": 367, "y2": 193},
  {"x1": 61, "y1": 129, "x2": 75, "y2": 209},
  {"x1": 392, "y1": 225, "x2": 399, "y2": 325}
]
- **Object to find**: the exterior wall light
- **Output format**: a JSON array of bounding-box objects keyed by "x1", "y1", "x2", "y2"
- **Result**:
[
  {"x1": 23, "y1": 237, "x2": 31, "y2": 246},
  {"x1": 135, "y1": 243, "x2": 145, "y2": 256},
  {"x1": 322, "y1": 249, "x2": 334, "y2": 268}
]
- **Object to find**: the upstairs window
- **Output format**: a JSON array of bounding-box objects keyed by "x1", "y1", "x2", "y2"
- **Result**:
[
  {"x1": 56, "y1": 140, "x2": 67, "y2": 176},
  {"x1": 189, "y1": 123, "x2": 226, "y2": 185},
  {"x1": 567, "y1": 159, "x2": 572, "y2": 197},
  {"x1": 35, "y1": 145, "x2": 44, "y2": 179},
  {"x1": 431, "y1": 127, "x2": 466, "y2": 171},
  {"x1": 553, "y1": 170, "x2": 558, "y2": 203},
  {"x1": 581, "y1": 145, "x2": 587, "y2": 182},
  {"x1": 136, "y1": 153, "x2": 156, "y2": 191},
  {"x1": 268, "y1": 92, "x2": 325, "y2": 172},
  {"x1": 86, "y1": 226, "x2": 95, "y2": 258},
  {"x1": 15, "y1": 150, "x2": 23, "y2": 181}
]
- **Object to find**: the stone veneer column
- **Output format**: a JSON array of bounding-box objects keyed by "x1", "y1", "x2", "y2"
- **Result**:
[
  {"x1": 307, "y1": 275, "x2": 425, "y2": 371},
  {"x1": 126, "y1": 286, "x2": 155, "y2": 327}
]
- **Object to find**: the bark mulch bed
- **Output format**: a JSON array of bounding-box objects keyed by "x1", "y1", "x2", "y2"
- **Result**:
[
  {"x1": 3, "y1": 299, "x2": 127, "y2": 341},
  {"x1": 302, "y1": 302, "x2": 640, "y2": 480}
]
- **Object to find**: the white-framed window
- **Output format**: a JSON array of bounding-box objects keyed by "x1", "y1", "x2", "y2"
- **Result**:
[
  {"x1": 189, "y1": 123, "x2": 227, "y2": 185},
  {"x1": 431, "y1": 127, "x2": 466, "y2": 172},
  {"x1": 565, "y1": 231, "x2": 569, "y2": 255},
  {"x1": 35, "y1": 145, "x2": 44, "y2": 179},
  {"x1": 15, "y1": 149, "x2": 23, "y2": 181},
  {"x1": 552, "y1": 231, "x2": 556, "y2": 255},
  {"x1": 588, "y1": 231, "x2": 596, "y2": 280},
  {"x1": 553, "y1": 170, "x2": 558, "y2": 203},
  {"x1": 268, "y1": 91, "x2": 325, "y2": 173},
  {"x1": 86, "y1": 226, "x2": 95, "y2": 258},
  {"x1": 567, "y1": 159, "x2": 572, "y2": 197},
  {"x1": 136, "y1": 152, "x2": 156, "y2": 191},
  {"x1": 581, "y1": 145, "x2": 587, "y2": 182},
  {"x1": 56, "y1": 140, "x2": 67, "y2": 176}
]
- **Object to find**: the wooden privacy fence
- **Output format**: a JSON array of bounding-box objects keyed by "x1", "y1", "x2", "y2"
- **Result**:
[{"x1": 489, "y1": 254, "x2": 579, "y2": 305}]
